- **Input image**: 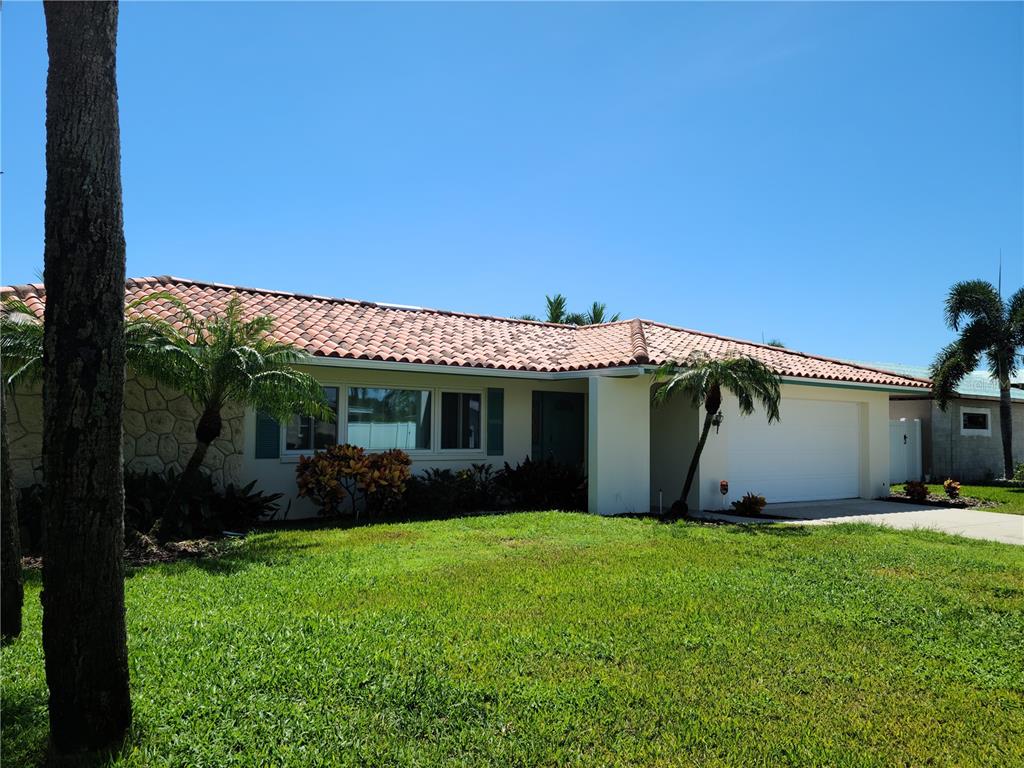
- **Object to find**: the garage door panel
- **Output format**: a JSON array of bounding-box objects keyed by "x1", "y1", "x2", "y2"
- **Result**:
[{"x1": 726, "y1": 400, "x2": 861, "y2": 503}]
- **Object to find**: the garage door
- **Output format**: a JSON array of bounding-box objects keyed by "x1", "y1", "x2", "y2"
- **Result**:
[{"x1": 726, "y1": 399, "x2": 861, "y2": 503}]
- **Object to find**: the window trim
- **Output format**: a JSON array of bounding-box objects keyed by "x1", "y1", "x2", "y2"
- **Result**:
[
  {"x1": 960, "y1": 406, "x2": 992, "y2": 437},
  {"x1": 439, "y1": 389, "x2": 485, "y2": 453},
  {"x1": 278, "y1": 381, "x2": 490, "y2": 458},
  {"x1": 281, "y1": 385, "x2": 341, "y2": 456}
]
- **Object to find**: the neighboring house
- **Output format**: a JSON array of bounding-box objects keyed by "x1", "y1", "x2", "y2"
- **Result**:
[
  {"x1": 870, "y1": 362, "x2": 1024, "y2": 482},
  {"x1": 2, "y1": 277, "x2": 931, "y2": 515}
]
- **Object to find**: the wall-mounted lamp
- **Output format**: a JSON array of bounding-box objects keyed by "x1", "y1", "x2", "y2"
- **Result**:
[{"x1": 712, "y1": 411, "x2": 724, "y2": 434}]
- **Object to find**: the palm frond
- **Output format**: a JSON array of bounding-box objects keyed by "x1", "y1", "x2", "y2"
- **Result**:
[
  {"x1": 545, "y1": 294, "x2": 568, "y2": 324},
  {"x1": 930, "y1": 340, "x2": 981, "y2": 409},
  {"x1": 652, "y1": 352, "x2": 781, "y2": 422},
  {"x1": 945, "y1": 280, "x2": 1003, "y2": 332},
  {"x1": 1008, "y1": 287, "x2": 1024, "y2": 347}
]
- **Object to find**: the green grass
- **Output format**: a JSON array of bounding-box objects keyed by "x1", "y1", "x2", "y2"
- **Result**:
[
  {"x1": 3, "y1": 513, "x2": 1023, "y2": 767},
  {"x1": 892, "y1": 483, "x2": 1024, "y2": 515}
]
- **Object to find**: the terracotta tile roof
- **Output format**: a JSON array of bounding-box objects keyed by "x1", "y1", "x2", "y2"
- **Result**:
[{"x1": 1, "y1": 276, "x2": 931, "y2": 389}]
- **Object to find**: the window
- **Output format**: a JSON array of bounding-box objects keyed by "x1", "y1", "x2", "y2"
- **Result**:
[
  {"x1": 441, "y1": 392, "x2": 481, "y2": 450},
  {"x1": 285, "y1": 386, "x2": 338, "y2": 451},
  {"x1": 961, "y1": 407, "x2": 991, "y2": 436},
  {"x1": 347, "y1": 387, "x2": 431, "y2": 450}
]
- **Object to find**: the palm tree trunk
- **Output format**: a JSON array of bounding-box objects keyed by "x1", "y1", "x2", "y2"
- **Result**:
[
  {"x1": 678, "y1": 409, "x2": 717, "y2": 512},
  {"x1": 153, "y1": 406, "x2": 221, "y2": 541},
  {"x1": 40, "y1": 0, "x2": 132, "y2": 752},
  {"x1": 1, "y1": 384, "x2": 24, "y2": 641},
  {"x1": 999, "y1": 383, "x2": 1014, "y2": 479}
]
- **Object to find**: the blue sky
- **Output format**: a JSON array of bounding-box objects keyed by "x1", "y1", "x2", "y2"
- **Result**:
[{"x1": 3, "y1": 2, "x2": 1021, "y2": 365}]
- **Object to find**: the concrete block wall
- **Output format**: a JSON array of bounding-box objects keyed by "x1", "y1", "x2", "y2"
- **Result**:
[{"x1": 930, "y1": 398, "x2": 1024, "y2": 481}]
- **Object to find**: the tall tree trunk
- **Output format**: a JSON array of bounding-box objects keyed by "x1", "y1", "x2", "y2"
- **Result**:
[
  {"x1": 154, "y1": 406, "x2": 221, "y2": 541},
  {"x1": 41, "y1": 0, "x2": 132, "y2": 753},
  {"x1": 999, "y1": 383, "x2": 1014, "y2": 479},
  {"x1": 677, "y1": 408, "x2": 717, "y2": 513},
  {"x1": 1, "y1": 384, "x2": 24, "y2": 641}
]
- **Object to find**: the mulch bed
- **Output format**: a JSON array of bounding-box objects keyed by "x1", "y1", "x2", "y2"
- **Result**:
[
  {"x1": 885, "y1": 492, "x2": 994, "y2": 510},
  {"x1": 21, "y1": 531, "x2": 233, "y2": 570}
]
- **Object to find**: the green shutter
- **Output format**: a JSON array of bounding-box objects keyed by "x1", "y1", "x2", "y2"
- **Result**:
[
  {"x1": 254, "y1": 411, "x2": 280, "y2": 459},
  {"x1": 487, "y1": 388, "x2": 504, "y2": 456}
]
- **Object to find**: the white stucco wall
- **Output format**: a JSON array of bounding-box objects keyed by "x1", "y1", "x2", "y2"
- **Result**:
[
  {"x1": 695, "y1": 382, "x2": 891, "y2": 511},
  {"x1": 240, "y1": 363, "x2": 588, "y2": 518},
  {"x1": 586, "y1": 374, "x2": 651, "y2": 515}
]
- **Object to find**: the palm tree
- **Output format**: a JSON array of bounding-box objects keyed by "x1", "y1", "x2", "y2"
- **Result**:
[
  {"x1": 579, "y1": 301, "x2": 620, "y2": 325},
  {"x1": 0, "y1": 293, "x2": 183, "y2": 640},
  {"x1": 520, "y1": 295, "x2": 621, "y2": 325},
  {"x1": 545, "y1": 294, "x2": 569, "y2": 323},
  {"x1": 652, "y1": 352, "x2": 782, "y2": 515},
  {"x1": 931, "y1": 280, "x2": 1024, "y2": 478},
  {"x1": 148, "y1": 297, "x2": 331, "y2": 539},
  {"x1": 40, "y1": 0, "x2": 132, "y2": 749}
]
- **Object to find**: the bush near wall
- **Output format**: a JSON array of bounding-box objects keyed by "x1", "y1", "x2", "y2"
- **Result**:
[{"x1": 294, "y1": 450, "x2": 587, "y2": 521}]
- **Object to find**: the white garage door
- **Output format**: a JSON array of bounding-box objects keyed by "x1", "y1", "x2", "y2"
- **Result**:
[{"x1": 727, "y1": 399, "x2": 861, "y2": 503}]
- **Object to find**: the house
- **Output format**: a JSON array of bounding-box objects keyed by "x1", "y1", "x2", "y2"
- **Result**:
[
  {"x1": 2, "y1": 276, "x2": 932, "y2": 515},
  {"x1": 873, "y1": 362, "x2": 1024, "y2": 482}
]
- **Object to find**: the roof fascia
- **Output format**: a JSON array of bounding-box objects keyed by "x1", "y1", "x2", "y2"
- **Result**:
[{"x1": 302, "y1": 356, "x2": 648, "y2": 380}]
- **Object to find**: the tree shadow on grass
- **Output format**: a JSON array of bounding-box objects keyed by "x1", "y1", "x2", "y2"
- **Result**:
[
  {"x1": 124, "y1": 537, "x2": 321, "y2": 579},
  {"x1": 0, "y1": 689, "x2": 49, "y2": 768}
]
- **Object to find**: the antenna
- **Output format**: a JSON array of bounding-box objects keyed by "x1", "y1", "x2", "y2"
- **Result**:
[{"x1": 999, "y1": 249, "x2": 1003, "y2": 297}]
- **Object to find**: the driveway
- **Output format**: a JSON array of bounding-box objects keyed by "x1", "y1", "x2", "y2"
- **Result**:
[{"x1": 694, "y1": 499, "x2": 1024, "y2": 546}]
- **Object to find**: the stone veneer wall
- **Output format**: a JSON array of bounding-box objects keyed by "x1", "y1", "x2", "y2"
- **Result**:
[{"x1": 5, "y1": 376, "x2": 245, "y2": 490}]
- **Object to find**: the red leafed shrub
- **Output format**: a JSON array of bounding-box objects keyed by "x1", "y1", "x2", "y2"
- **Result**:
[
  {"x1": 943, "y1": 478, "x2": 961, "y2": 499},
  {"x1": 296, "y1": 444, "x2": 411, "y2": 517},
  {"x1": 905, "y1": 481, "x2": 928, "y2": 502}
]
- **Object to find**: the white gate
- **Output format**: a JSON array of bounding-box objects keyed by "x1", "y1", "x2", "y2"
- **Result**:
[{"x1": 889, "y1": 418, "x2": 922, "y2": 484}]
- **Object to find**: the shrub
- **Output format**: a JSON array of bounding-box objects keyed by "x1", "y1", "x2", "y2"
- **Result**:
[
  {"x1": 1014, "y1": 464, "x2": 1024, "y2": 482},
  {"x1": 905, "y1": 480, "x2": 928, "y2": 502},
  {"x1": 943, "y1": 478, "x2": 961, "y2": 500},
  {"x1": 295, "y1": 444, "x2": 362, "y2": 516},
  {"x1": 404, "y1": 464, "x2": 501, "y2": 518},
  {"x1": 405, "y1": 469, "x2": 466, "y2": 517},
  {"x1": 495, "y1": 456, "x2": 587, "y2": 511},
  {"x1": 296, "y1": 444, "x2": 411, "y2": 518},
  {"x1": 214, "y1": 480, "x2": 285, "y2": 528},
  {"x1": 457, "y1": 463, "x2": 499, "y2": 511},
  {"x1": 123, "y1": 467, "x2": 281, "y2": 536},
  {"x1": 731, "y1": 492, "x2": 767, "y2": 516},
  {"x1": 363, "y1": 449, "x2": 412, "y2": 514}
]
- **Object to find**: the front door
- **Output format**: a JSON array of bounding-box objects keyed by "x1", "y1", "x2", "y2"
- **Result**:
[{"x1": 532, "y1": 391, "x2": 585, "y2": 466}]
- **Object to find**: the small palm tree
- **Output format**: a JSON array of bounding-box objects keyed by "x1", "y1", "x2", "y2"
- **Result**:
[
  {"x1": 149, "y1": 297, "x2": 331, "y2": 538},
  {"x1": 931, "y1": 280, "x2": 1024, "y2": 478},
  {"x1": 653, "y1": 352, "x2": 782, "y2": 514}
]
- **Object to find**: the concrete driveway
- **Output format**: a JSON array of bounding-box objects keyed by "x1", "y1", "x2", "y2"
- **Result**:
[{"x1": 695, "y1": 499, "x2": 1024, "y2": 546}]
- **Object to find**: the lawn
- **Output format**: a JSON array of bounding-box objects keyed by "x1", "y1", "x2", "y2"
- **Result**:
[
  {"x1": 892, "y1": 483, "x2": 1024, "y2": 515},
  {"x1": 3, "y1": 513, "x2": 1023, "y2": 767}
]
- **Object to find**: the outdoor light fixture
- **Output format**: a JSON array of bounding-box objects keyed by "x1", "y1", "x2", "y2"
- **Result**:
[
  {"x1": 712, "y1": 411, "x2": 724, "y2": 433},
  {"x1": 720, "y1": 480, "x2": 729, "y2": 496}
]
